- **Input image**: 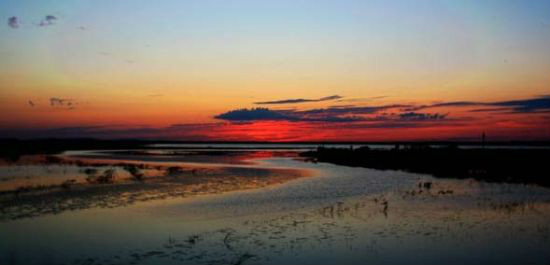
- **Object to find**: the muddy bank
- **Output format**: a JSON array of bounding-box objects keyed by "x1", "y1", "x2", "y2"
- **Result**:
[{"x1": 0, "y1": 162, "x2": 311, "y2": 221}]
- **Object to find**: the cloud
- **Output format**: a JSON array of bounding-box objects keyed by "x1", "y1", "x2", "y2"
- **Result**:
[
  {"x1": 214, "y1": 108, "x2": 297, "y2": 121},
  {"x1": 295, "y1": 104, "x2": 408, "y2": 116},
  {"x1": 336, "y1": 96, "x2": 388, "y2": 103},
  {"x1": 254, "y1": 95, "x2": 342, "y2": 105},
  {"x1": 398, "y1": 112, "x2": 447, "y2": 121},
  {"x1": 7, "y1": 16, "x2": 19, "y2": 29},
  {"x1": 469, "y1": 107, "x2": 511, "y2": 113},
  {"x1": 50, "y1": 97, "x2": 77, "y2": 109},
  {"x1": 50, "y1": 97, "x2": 70, "y2": 106},
  {"x1": 287, "y1": 104, "x2": 411, "y2": 122},
  {"x1": 408, "y1": 96, "x2": 550, "y2": 114},
  {"x1": 216, "y1": 96, "x2": 548, "y2": 126},
  {"x1": 214, "y1": 105, "x2": 447, "y2": 124},
  {"x1": 38, "y1": 15, "x2": 57, "y2": 27},
  {"x1": 215, "y1": 108, "x2": 367, "y2": 123},
  {"x1": 404, "y1": 101, "x2": 477, "y2": 112},
  {"x1": 490, "y1": 96, "x2": 550, "y2": 113}
]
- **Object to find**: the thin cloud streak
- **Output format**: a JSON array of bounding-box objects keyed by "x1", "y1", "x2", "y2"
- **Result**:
[
  {"x1": 38, "y1": 15, "x2": 57, "y2": 27},
  {"x1": 254, "y1": 95, "x2": 342, "y2": 105},
  {"x1": 408, "y1": 96, "x2": 550, "y2": 114},
  {"x1": 214, "y1": 107, "x2": 448, "y2": 123},
  {"x1": 49, "y1": 98, "x2": 78, "y2": 109}
]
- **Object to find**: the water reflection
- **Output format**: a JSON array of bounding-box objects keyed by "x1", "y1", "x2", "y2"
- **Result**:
[
  {"x1": 0, "y1": 152, "x2": 309, "y2": 221},
  {"x1": 0, "y1": 149, "x2": 549, "y2": 265}
]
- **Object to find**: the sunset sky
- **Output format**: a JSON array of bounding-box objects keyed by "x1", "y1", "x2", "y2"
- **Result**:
[{"x1": 1, "y1": 0, "x2": 549, "y2": 141}]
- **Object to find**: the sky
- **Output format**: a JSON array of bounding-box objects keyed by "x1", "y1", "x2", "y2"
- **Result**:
[{"x1": 1, "y1": 0, "x2": 549, "y2": 141}]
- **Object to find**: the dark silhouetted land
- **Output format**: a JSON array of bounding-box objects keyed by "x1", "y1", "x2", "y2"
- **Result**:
[{"x1": 301, "y1": 145, "x2": 550, "y2": 187}]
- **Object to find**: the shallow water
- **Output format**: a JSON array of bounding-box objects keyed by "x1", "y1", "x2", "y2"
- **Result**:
[{"x1": 1, "y1": 148, "x2": 549, "y2": 265}]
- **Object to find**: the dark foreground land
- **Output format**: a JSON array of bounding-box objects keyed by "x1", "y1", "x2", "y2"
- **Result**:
[{"x1": 302, "y1": 145, "x2": 550, "y2": 187}]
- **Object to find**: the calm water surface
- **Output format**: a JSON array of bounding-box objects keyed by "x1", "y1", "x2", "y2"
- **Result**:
[{"x1": 0, "y1": 147, "x2": 549, "y2": 265}]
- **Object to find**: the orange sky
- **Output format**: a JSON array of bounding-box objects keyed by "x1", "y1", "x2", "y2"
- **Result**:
[{"x1": 1, "y1": 1, "x2": 549, "y2": 141}]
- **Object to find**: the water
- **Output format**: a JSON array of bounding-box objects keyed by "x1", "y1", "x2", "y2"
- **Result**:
[{"x1": 0, "y1": 147, "x2": 549, "y2": 264}]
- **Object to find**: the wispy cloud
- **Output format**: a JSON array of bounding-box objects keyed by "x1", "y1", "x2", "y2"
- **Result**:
[
  {"x1": 254, "y1": 95, "x2": 342, "y2": 105},
  {"x1": 50, "y1": 97, "x2": 78, "y2": 109},
  {"x1": 214, "y1": 106, "x2": 446, "y2": 124},
  {"x1": 38, "y1": 15, "x2": 57, "y2": 27},
  {"x1": 294, "y1": 104, "x2": 408, "y2": 116},
  {"x1": 215, "y1": 108, "x2": 366, "y2": 123},
  {"x1": 217, "y1": 96, "x2": 549, "y2": 127},
  {"x1": 407, "y1": 96, "x2": 550, "y2": 114},
  {"x1": 336, "y1": 96, "x2": 387, "y2": 103},
  {"x1": 214, "y1": 108, "x2": 297, "y2": 121},
  {"x1": 399, "y1": 112, "x2": 447, "y2": 121},
  {"x1": 489, "y1": 96, "x2": 550, "y2": 113},
  {"x1": 7, "y1": 16, "x2": 19, "y2": 29}
]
